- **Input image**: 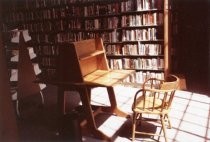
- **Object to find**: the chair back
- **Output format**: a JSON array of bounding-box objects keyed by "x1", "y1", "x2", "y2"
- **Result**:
[
  {"x1": 133, "y1": 74, "x2": 179, "y2": 113},
  {"x1": 143, "y1": 77, "x2": 164, "y2": 90},
  {"x1": 159, "y1": 75, "x2": 179, "y2": 110}
]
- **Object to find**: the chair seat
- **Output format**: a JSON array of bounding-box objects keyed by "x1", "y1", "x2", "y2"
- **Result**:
[{"x1": 133, "y1": 96, "x2": 169, "y2": 114}]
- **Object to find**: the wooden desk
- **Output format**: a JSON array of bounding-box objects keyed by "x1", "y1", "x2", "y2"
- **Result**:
[
  {"x1": 55, "y1": 69, "x2": 134, "y2": 141},
  {"x1": 54, "y1": 38, "x2": 135, "y2": 140}
]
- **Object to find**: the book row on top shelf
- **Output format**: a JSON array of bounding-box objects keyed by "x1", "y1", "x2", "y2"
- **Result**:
[
  {"x1": 3, "y1": 0, "x2": 162, "y2": 12},
  {"x1": 2, "y1": 0, "x2": 167, "y2": 83},
  {"x1": 2, "y1": 13, "x2": 164, "y2": 35},
  {"x1": 2, "y1": 0, "x2": 163, "y2": 25}
]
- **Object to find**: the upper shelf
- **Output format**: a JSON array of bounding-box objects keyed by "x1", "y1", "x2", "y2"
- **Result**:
[{"x1": 79, "y1": 50, "x2": 105, "y2": 61}]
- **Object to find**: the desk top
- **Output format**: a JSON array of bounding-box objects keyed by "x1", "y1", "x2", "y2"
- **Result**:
[{"x1": 84, "y1": 69, "x2": 135, "y2": 87}]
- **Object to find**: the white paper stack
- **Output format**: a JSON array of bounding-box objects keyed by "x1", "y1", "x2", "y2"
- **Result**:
[
  {"x1": 10, "y1": 50, "x2": 19, "y2": 62},
  {"x1": 11, "y1": 91, "x2": 17, "y2": 101},
  {"x1": 11, "y1": 29, "x2": 20, "y2": 43},
  {"x1": 28, "y1": 47, "x2": 37, "y2": 59},
  {"x1": 33, "y1": 63, "x2": 42, "y2": 75},
  {"x1": 28, "y1": 46, "x2": 46, "y2": 91},
  {"x1": 10, "y1": 69, "x2": 18, "y2": 81},
  {"x1": 39, "y1": 83, "x2": 46, "y2": 90}
]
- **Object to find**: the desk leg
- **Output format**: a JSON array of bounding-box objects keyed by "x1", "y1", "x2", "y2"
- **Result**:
[
  {"x1": 106, "y1": 87, "x2": 128, "y2": 117},
  {"x1": 57, "y1": 87, "x2": 66, "y2": 136},
  {"x1": 57, "y1": 87, "x2": 65, "y2": 115},
  {"x1": 79, "y1": 86, "x2": 111, "y2": 141}
]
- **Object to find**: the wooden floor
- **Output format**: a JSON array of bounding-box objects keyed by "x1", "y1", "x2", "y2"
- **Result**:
[{"x1": 17, "y1": 84, "x2": 210, "y2": 142}]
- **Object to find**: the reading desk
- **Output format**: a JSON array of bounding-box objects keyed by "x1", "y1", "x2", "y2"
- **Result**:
[{"x1": 50, "y1": 38, "x2": 134, "y2": 140}]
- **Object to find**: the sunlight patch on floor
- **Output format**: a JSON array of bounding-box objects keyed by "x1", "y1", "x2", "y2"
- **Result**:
[{"x1": 83, "y1": 86, "x2": 210, "y2": 142}]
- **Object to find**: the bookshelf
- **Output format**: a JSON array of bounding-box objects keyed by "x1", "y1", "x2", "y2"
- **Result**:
[
  {"x1": 1, "y1": 0, "x2": 170, "y2": 85},
  {"x1": 3, "y1": 29, "x2": 46, "y2": 116},
  {"x1": 104, "y1": 0, "x2": 167, "y2": 84}
]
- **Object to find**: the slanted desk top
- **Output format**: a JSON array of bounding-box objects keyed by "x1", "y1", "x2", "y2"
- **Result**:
[{"x1": 84, "y1": 69, "x2": 135, "y2": 87}]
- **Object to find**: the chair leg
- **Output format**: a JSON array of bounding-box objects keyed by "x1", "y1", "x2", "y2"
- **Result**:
[
  {"x1": 132, "y1": 113, "x2": 137, "y2": 142},
  {"x1": 161, "y1": 115, "x2": 168, "y2": 142},
  {"x1": 165, "y1": 114, "x2": 172, "y2": 129},
  {"x1": 136, "y1": 113, "x2": 142, "y2": 126}
]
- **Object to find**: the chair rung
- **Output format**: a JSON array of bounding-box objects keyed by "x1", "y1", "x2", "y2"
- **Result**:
[
  {"x1": 138, "y1": 117, "x2": 160, "y2": 122},
  {"x1": 135, "y1": 131, "x2": 164, "y2": 137}
]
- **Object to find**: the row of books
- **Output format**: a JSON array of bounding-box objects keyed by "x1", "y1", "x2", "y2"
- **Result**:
[
  {"x1": 31, "y1": 34, "x2": 55, "y2": 43},
  {"x1": 4, "y1": 6, "x2": 81, "y2": 23},
  {"x1": 24, "y1": 0, "x2": 94, "y2": 9},
  {"x1": 23, "y1": 22, "x2": 55, "y2": 33},
  {"x1": 57, "y1": 29, "x2": 159, "y2": 43},
  {"x1": 29, "y1": 27, "x2": 161, "y2": 44},
  {"x1": 24, "y1": 0, "x2": 66, "y2": 9},
  {"x1": 136, "y1": 0, "x2": 163, "y2": 11},
  {"x1": 121, "y1": 13, "x2": 163, "y2": 27},
  {"x1": 85, "y1": 17, "x2": 119, "y2": 30},
  {"x1": 105, "y1": 43, "x2": 162, "y2": 56},
  {"x1": 54, "y1": 32, "x2": 86, "y2": 43},
  {"x1": 124, "y1": 71, "x2": 164, "y2": 84},
  {"x1": 105, "y1": 44, "x2": 121, "y2": 55},
  {"x1": 122, "y1": 28, "x2": 159, "y2": 41},
  {"x1": 109, "y1": 58, "x2": 164, "y2": 70},
  {"x1": 40, "y1": 57, "x2": 57, "y2": 67},
  {"x1": 30, "y1": 32, "x2": 89, "y2": 43},
  {"x1": 137, "y1": 43, "x2": 162, "y2": 55},
  {"x1": 24, "y1": 0, "x2": 120, "y2": 10},
  {"x1": 84, "y1": 3, "x2": 120, "y2": 16},
  {"x1": 40, "y1": 68, "x2": 57, "y2": 80},
  {"x1": 58, "y1": 32, "x2": 115, "y2": 42},
  {"x1": 34, "y1": 45, "x2": 59, "y2": 56},
  {"x1": 4, "y1": 1, "x2": 163, "y2": 24},
  {"x1": 26, "y1": 27, "x2": 161, "y2": 44},
  {"x1": 22, "y1": 20, "x2": 82, "y2": 33},
  {"x1": 31, "y1": 31, "x2": 119, "y2": 44},
  {"x1": 56, "y1": 32, "x2": 112, "y2": 43},
  {"x1": 121, "y1": 0, "x2": 163, "y2": 12},
  {"x1": 22, "y1": 20, "x2": 161, "y2": 35},
  {"x1": 122, "y1": 43, "x2": 162, "y2": 55}
]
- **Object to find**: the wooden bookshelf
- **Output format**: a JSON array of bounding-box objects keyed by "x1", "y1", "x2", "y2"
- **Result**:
[
  {"x1": 2, "y1": 29, "x2": 46, "y2": 116},
  {"x1": 1, "y1": 0, "x2": 170, "y2": 86}
]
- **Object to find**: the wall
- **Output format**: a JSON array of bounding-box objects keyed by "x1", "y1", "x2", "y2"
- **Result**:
[
  {"x1": 172, "y1": 0, "x2": 209, "y2": 94},
  {"x1": 208, "y1": 0, "x2": 210, "y2": 92}
]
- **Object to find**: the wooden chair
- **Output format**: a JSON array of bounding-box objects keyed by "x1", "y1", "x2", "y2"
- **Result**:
[{"x1": 131, "y1": 75, "x2": 179, "y2": 142}]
